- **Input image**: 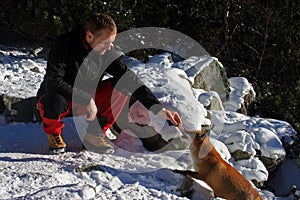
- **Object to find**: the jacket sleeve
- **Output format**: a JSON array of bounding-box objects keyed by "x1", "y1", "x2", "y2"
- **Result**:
[
  {"x1": 106, "y1": 53, "x2": 163, "y2": 114},
  {"x1": 46, "y1": 38, "x2": 92, "y2": 106}
]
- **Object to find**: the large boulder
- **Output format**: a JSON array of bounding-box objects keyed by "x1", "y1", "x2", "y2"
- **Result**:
[
  {"x1": 114, "y1": 53, "x2": 213, "y2": 152},
  {"x1": 174, "y1": 56, "x2": 231, "y2": 102}
]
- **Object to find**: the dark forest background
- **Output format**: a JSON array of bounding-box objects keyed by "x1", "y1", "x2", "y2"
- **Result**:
[{"x1": 0, "y1": 0, "x2": 299, "y2": 133}]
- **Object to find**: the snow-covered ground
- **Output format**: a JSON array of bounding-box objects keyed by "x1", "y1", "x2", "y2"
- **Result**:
[{"x1": 0, "y1": 45, "x2": 299, "y2": 199}]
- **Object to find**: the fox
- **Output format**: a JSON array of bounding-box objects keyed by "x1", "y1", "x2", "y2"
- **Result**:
[{"x1": 175, "y1": 126, "x2": 262, "y2": 200}]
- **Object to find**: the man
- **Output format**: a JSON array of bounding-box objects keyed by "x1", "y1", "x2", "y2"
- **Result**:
[{"x1": 37, "y1": 13, "x2": 181, "y2": 153}]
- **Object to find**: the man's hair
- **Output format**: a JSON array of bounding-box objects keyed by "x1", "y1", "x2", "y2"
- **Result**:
[{"x1": 84, "y1": 13, "x2": 117, "y2": 35}]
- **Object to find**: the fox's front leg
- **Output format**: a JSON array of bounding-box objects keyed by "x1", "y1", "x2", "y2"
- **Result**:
[{"x1": 173, "y1": 169, "x2": 203, "y2": 180}]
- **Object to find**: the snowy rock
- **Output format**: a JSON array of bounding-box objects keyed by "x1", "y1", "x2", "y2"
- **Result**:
[
  {"x1": 129, "y1": 54, "x2": 212, "y2": 131},
  {"x1": 234, "y1": 157, "x2": 269, "y2": 184},
  {"x1": 119, "y1": 54, "x2": 211, "y2": 151},
  {"x1": 196, "y1": 89, "x2": 224, "y2": 111},
  {"x1": 147, "y1": 52, "x2": 173, "y2": 69},
  {"x1": 80, "y1": 186, "x2": 96, "y2": 199},
  {"x1": 223, "y1": 77, "x2": 256, "y2": 115},
  {"x1": 254, "y1": 118, "x2": 299, "y2": 156},
  {"x1": 222, "y1": 130, "x2": 258, "y2": 159},
  {"x1": 209, "y1": 110, "x2": 292, "y2": 177},
  {"x1": 174, "y1": 56, "x2": 231, "y2": 101},
  {"x1": 253, "y1": 127, "x2": 286, "y2": 170},
  {"x1": 178, "y1": 175, "x2": 215, "y2": 199},
  {"x1": 210, "y1": 136, "x2": 232, "y2": 161}
]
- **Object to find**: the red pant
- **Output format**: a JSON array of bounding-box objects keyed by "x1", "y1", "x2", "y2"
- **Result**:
[{"x1": 38, "y1": 79, "x2": 128, "y2": 136}]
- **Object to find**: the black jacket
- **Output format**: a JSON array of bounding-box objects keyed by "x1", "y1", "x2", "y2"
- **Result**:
[{"x1": 37, "y1": 25, "x2": 162, "y2": 114}]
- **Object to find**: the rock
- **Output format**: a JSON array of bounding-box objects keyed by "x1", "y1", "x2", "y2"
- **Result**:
[
  {"x1": 0, "y1": 94, "x2": 41, "y2": 123},
  {"x1": 75, "y1": 163, "x2": 106, "y2": 173},
  {"x1": 30, "y1": 66, "x2": 41, "y2": 73},
  {"x1": 116, "y1": 54, "x2": 213, "y2": 152},
  {"x1": 234, "y1": 157, "x2": 269, "y2": 185},
  {"x1": 175, "y1": 56, "x2": 231, "y2": 101},
  {"x1": 221, "y1": 130, "x2": 258, "y2": 160},
  {"x1": 231, "y1": 149, "x2": 252, "y2": 161},
  {"x1": 238, "y1": 88, "x2": 255, "y2": 115},
  {"x1": 210, "y1": 111, "x2": 293, "y2": 184},
  {"x1": 253, "y1": 127, "x2": 286, "y2": 171},
  {"x1": 197, "y1": 90, "x2": 224, "y2": 111},
  {"x1": 223, "y1": 77, "x2": 256, "y2": 115},
  {"x1": 80, "y1": 186, "x2": 96, "y2": 199},
  {"x1": 258, "y1": 155, "x2": 284, "y2": 172},
  {"x1": 291, "y1": 185, "x2": 300, "y2": 200},
  {"x1": 209, "y1": 93, "x2": 224, "y2": 111}
]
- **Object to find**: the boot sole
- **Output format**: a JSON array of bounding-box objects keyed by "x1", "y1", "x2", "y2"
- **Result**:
[
  {"x1": 50, "y1": 147, "x2": 67, "y2": 154},
  {"x1": 82, "y1": 141, "x2": 113, "y2": 153}
]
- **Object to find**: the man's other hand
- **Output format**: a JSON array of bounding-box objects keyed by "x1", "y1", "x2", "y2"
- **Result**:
[{"x1": 159, "y1": 108, "x2": 182, "y2": 126}]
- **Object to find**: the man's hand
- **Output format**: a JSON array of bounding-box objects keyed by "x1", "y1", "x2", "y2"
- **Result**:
[
  {"x1": 158, "y1": 108, "x2": 182, "y2": 126},
  {"x1": 85, "y1": 98, "x2": 98, "y2": 121}
]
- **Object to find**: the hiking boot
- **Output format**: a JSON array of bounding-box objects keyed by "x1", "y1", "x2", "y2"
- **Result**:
[
  {"x1": 46, "y1": 134, "x2": 67, "y2": 154},
  {"x1": 82, "y1": 132, "x2": 113, "y2": 153}
]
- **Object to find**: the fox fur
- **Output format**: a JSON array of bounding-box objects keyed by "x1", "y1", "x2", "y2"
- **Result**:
[{"x1": 175, "y1": 127, "x2": 262, "y2": 200}]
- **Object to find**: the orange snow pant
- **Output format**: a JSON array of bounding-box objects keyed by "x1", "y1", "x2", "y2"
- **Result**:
[{"x1": 38, "y1": 79, "x2": 128, "y2": 136}]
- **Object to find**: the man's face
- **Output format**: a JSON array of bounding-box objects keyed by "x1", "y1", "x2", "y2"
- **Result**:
[{"x1": 86, "y1": 29, "x2": 116, "y2": 55}]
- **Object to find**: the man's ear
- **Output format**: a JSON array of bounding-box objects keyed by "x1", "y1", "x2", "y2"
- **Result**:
[{"x1": 85, "y1": 31, "x2": 94, "y2": 43}]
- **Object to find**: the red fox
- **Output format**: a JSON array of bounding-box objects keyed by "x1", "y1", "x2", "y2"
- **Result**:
[{"x1": 176, "y1": 127, "x2": 262, "y2": 200}]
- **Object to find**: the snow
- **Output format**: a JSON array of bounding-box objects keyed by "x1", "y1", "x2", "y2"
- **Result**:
[
  {"x1": 223, "y1": 77, "x2": 256, "y2": 111},
  {"x1": 173, "y1": 56, "x2": 215, "y2": 82},
  {"x1": 0, "y1": 45, "x2": 299, "y2": 199},
  {"x1": 0, "y1": 46, "x2": 46, "y2": 99}
]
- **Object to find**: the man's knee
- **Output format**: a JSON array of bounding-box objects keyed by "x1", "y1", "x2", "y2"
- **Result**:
[{"x1": 39, "y1": 93, "x2": 70, "y2": 119}]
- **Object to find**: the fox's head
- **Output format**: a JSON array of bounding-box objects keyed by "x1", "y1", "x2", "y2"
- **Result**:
[
  {"x1": 179, "y1": 125, "x2": 212, "y2": 159},
  {"x1": 178, "y1": 125, "x2": 210, "y2": 147}
]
